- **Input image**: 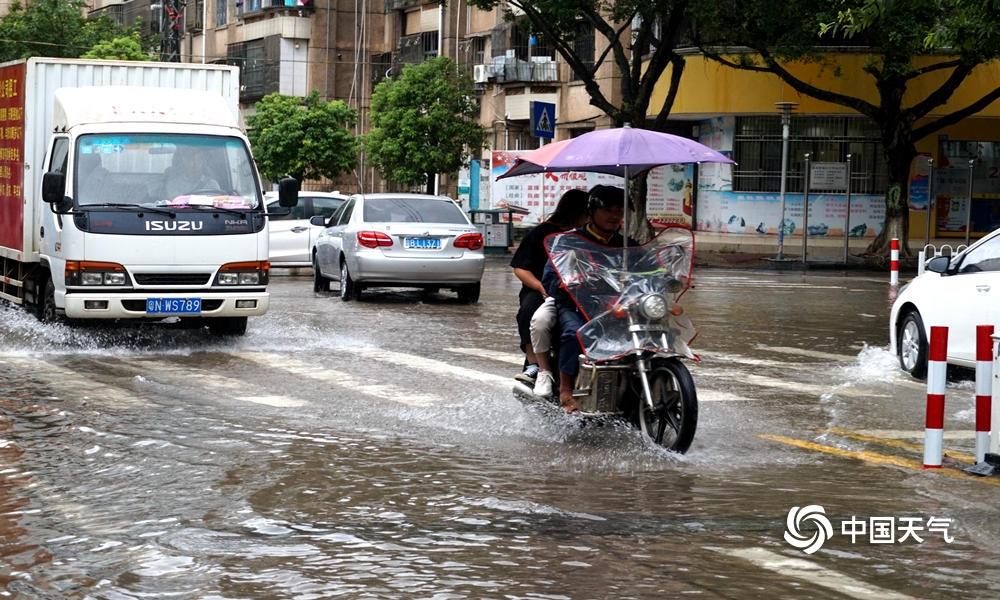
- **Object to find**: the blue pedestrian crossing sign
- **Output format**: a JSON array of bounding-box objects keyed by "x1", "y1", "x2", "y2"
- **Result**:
[{"x1": 530, "y1": 101, "x2": 555, "y2": 139}]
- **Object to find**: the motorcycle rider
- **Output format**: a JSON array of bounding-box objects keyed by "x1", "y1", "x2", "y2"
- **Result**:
[
  {"x1": 542, "y1": 184, "x2": 637, "y2": 412},
  {"x1": 510, "y1": 189, "x2": 589, "y2": 385}
]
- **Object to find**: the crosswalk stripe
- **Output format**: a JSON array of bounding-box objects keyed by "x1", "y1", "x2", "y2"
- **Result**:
[
  {"x1": 351, "y1": 346, "x2": 512, "y2": 386},
  {"x1": 445, "y1": 347, "x2": 525, "y2": 366},
  {"x1": 704, "y1": 369, "x2": 890, "y2": 399},
  {"x1": 756, "y1": 345, "x2": 857, "y2": 362},
  {"x1": 233, "y1": 352, "x2": 442, "y2": 407},
  {"x1": 1, "y1": 356, "x2": 147, "y2": 407},
  {"x1": 714, "y1": 547, "x2": 913, "y2": 600}
]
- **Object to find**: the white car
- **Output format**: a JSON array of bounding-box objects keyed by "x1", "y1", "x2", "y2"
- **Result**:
[
  {"x1": 266, "y1": 191, "x2": 347, "y2": 266},
  {"x1": 890, "y1": 228, "x2": 1000, "y2": 377},
  {"x1": 311, "y1": 193, "x2": 485, "y2": 302}
]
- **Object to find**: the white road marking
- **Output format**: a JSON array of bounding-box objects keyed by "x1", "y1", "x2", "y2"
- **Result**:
[
  {"x1": 756, "y1": 345, "x2": 857, "y2": 362},
  {"x1": 351, "y1": 346, "x2": 512, "y2": 386},
  {"x1": 704, "y1": 369, "x2": 890, "y2": 400},
  {"x1": 853, "y1": 429, "x2": 976, "y2": 440},
  {"x1": 0, "y1": 355, "x2": 147, "y2": 406},
  {"x1": 697, "y1": 350, "x2": 806, "y2": 370},
  {"x1": 445, "y1": 347, "x2": 525, "y2": 366},
  {"x1": 716, "y1": 547, "x2": 912, "y2": 600},
  {"x1": 233, "y1": 352, "x2": 443, "y2": 407},
  {"x1": 698, "y1": 389, "x2": 755, "y2": 402},
  {"x1": 235, "y1": 395, "x2": 306, "y2": 408}
]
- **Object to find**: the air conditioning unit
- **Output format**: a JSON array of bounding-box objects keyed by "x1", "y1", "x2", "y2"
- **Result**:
[{"x1": 473, "y1": 64, "x2": 490, "y2": 83}]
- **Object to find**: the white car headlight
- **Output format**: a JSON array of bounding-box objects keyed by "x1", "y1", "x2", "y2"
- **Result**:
[{"x1": 639, "y1": 293, "x2": 668, "y2": 320}]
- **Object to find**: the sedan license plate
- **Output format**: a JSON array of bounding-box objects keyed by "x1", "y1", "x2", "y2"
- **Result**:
[
  {"x1": 404, "y1": 237, "x2": 441, "y2": 250},
  {"x1": 146, "y1": 297, "x2": 202, "y2": 314}
]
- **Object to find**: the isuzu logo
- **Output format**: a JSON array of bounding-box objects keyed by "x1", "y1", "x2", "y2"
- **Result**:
[{"x1": 144, "y1": 220, "x2": 204, "y2": 231}]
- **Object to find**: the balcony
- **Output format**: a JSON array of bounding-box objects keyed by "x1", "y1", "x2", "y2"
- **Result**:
[
  {"x1": 239, "y1": 0, "x2": 314, "y2": 19},
  {"x1": 491, "y1": 55, "x2": 558, "y2": 84}
]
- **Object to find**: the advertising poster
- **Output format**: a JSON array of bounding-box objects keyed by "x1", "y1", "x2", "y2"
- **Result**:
[
  {"x1": 935, "y1": 140, "x2": 1000, "y2": 235},
  {"x1": 490, "y1": 150, "x2": 690, "y2": 227},
  {"x1": 696, "y1": 190, "x2": 885, "y2": 238},
  {"x1": 909, "y1": 154, "x2": 932, "y2": 211},
  {"x1": 0, "y1": 62, "x2": 25, "y2": 253}
]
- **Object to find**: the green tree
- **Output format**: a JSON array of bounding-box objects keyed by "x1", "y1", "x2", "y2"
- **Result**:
[
  {"x1": 246, "y1": 91, "x2": 359, "y2": 183},
  {"x1": 83, "y1": 33, "x2": 152, "y2": 61},
  {"x1": 695, "y1": 0, "x2": 1000, "y2": 256},
  {"x1": 464, "y1": 0, "x2": 690, "y2": 238},
  {"x1": 367, "y1": 57, "x2": 486, "y2": 191},
  {"x1": 0, "y1": 0, "x2": 127, "y2": 61}
]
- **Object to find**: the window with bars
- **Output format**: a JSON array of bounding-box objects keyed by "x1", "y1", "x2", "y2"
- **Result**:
[
  {"x1": 421, "y1": 31, "x2": 438, "y2": 60},
  {"x1": 471, "y1": 36, "x2": 486, "y2": 65},
  {"x1": 572, "y1": 22, "x2": 595, "y2": 81},
  {"x1": 732, "y1": 116, "x2": 887, "y2": 194}
]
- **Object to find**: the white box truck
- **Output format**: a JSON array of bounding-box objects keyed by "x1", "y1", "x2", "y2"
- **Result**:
[{"x1": 0, "y1": 58, "x2": 297, "y2": 336}]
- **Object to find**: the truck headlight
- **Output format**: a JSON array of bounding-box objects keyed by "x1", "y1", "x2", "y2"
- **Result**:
[
  {"x1": 66, "y1": 261, "x2": 131, "y2": 287},
  {"x1": 638, "y1": 293, "x2": 668, "y2": 320},
  {"x1": 215, "y1": 261, "x2": 269, "y2": 286}
]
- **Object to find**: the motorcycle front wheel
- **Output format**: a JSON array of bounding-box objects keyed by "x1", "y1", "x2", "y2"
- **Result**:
[{"x1": 636, "y1": 358, "x2": 698, "y2": 454}]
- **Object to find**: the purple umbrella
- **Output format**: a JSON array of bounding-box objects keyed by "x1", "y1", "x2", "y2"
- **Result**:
[
  {"x1": 497, "y1": 125, "x2": 734, "y2": 180},
  {"x1": 497, "y1": 125, "x2": 734, "y2": 265}
]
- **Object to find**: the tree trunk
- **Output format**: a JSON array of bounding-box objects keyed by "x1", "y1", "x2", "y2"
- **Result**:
[
  {"x1": 867, "y1": 144, "x2": 916, "y2": 258},
  {"x1": 627, "y1": 174, "x2": 655, "y2": 243},
  {"x1": 425, "y1": 173, "x2": 435, "y2": 195}
]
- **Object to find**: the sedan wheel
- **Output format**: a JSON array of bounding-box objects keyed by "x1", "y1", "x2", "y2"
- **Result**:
[
  {"x1": 898, "y1": 311, "x2": 928, "y2": 379},
  {"x1": 339, "y1": 261, "x2": 362, "y2": 301},
  {"x1": 313, "y1": 255, "x2": 330, "y2": 292}
]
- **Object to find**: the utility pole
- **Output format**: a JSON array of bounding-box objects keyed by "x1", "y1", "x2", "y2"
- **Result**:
[{"x1": 161, "y1": 0, "x2": 184, "y2": 62}]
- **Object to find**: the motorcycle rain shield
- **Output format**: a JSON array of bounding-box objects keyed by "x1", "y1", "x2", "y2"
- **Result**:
[{"x1": 545, "y1": 227, "x2": 698, "y2": 362}]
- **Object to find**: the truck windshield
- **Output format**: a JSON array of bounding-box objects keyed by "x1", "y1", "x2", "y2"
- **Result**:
[{"x1": 74, "y1": 134, "x2": 261, "y2": 210}]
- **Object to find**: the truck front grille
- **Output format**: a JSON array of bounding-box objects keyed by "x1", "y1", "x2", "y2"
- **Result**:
[{"x1": 133, "y1": 273, "x2": 212, "y2": 285}]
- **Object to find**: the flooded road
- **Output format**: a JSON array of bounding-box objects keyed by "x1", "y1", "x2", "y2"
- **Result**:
[{"x1": 2, "y1": 262, "x2": 999, "y2": 598}]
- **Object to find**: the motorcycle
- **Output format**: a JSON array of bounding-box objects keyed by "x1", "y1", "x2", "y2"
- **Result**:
[{"x1": 513, "y1": 226, "x2": 699, "y2": 453}]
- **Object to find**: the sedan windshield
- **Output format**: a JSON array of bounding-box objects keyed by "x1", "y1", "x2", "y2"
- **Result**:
[
  {"x1": 75, "y1": 134, "x2": 261, "y2": 210},
  {"x1": 363, "y1": 197, "x2": 467, "y2": 224}
]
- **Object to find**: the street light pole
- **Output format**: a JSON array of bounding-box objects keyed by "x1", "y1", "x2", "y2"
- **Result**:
[{"x1": 775, "y1": 102, "x2": 798, "y2": 260}]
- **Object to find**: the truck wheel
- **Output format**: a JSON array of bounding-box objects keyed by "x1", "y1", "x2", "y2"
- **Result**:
[
  {"x1": 208, "y1": 316, "x2": 247, "y2": 336},
  {"x1": 40, "y1": 278, "x2": 60, "y2": 323}
]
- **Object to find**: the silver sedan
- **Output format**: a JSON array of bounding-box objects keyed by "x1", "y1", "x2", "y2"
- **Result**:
[{"x1": 311, "y1": 193, "x2": 486, "y2": 302}]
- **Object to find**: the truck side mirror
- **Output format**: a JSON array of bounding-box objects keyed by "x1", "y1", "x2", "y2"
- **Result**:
[
  {"x1": 42, "y1": 172, "x2": 65, "y2": 204},
  {"x1": 926, "y1": 255, "x2": 951, "y2": 274},
  {"x1": 278, "y1": 177, "x2": 299, "y2": 208}
]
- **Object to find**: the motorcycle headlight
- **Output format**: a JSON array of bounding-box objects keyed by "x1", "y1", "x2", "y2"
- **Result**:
[{"x1": 639, "y1": 293, "x2": 668, "y2": 320}]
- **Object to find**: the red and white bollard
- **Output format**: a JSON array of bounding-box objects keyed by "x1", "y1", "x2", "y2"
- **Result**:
[
  {"x1": 923, "y1": 326, "x2": 948, "y2": 468},
  {"x1": 890, "y1": 238, "x2": 900, "y2": 286},
  {"x1": 976, "y1": 325, "x2": 994, "y2": 463}
]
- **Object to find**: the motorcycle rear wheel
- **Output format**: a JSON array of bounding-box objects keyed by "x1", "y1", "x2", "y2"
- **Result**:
[{"x1": 637, "y1": 358, "x2": 698, "y2": 454}]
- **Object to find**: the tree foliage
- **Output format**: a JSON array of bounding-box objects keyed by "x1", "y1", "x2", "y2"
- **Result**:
[
  {"x1": 367, "y1": 57, "x2": 486, "y2": 188},
  {"x1": 246, "y1": 91, "x2": 359, "y2": 183},
  {"x1": 0, "y1": 0, "x2": 128, "y2": 62},
  {"x1": 694, "y1": 0, "x2": 1000, "y2": 255},
  {"x1": 82, "y1": 33, "x2": 152, "y2": 61}
]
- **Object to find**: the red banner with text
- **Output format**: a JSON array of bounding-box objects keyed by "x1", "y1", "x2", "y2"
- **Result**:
[{"x1": 0, "y1": 62, "x2": 25, "y2": 252}]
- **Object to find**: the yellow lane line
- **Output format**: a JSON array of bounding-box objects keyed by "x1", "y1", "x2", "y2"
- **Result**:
[
  {"x1": 759, "y1": 434, "x2": 1000, "y2": 487},
  {"x1": 823, "y1": 427, "x2": 976, "y2": 465}
]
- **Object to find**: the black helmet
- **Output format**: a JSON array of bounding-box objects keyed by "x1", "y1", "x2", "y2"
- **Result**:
[{"x1": 587, "y1": 185, "x2": 626, "y2": 213}]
